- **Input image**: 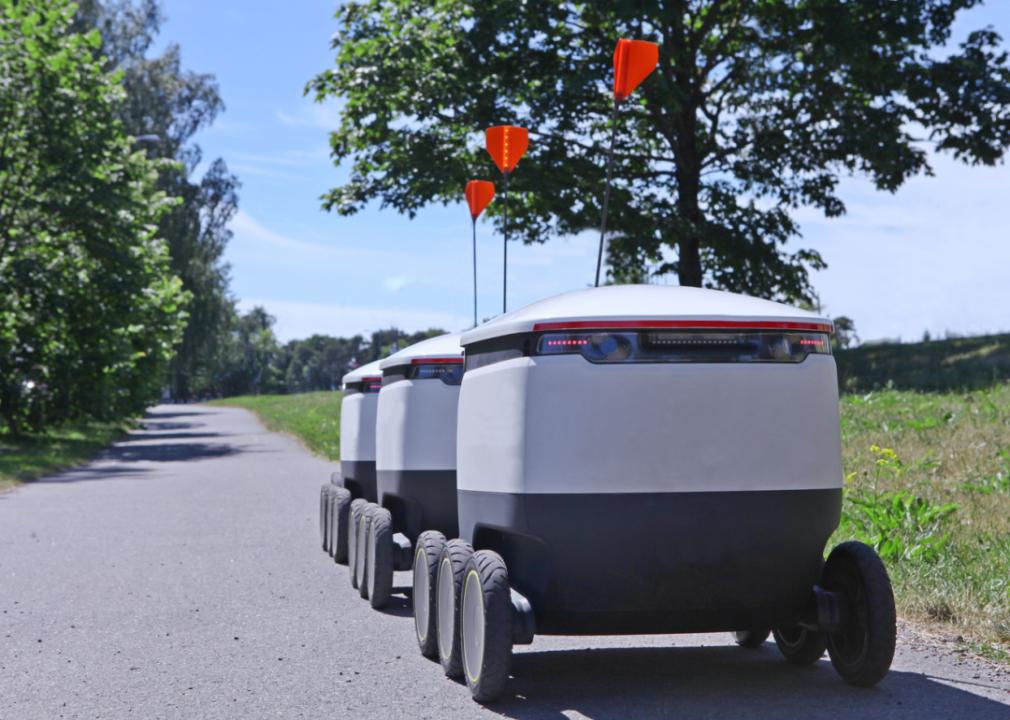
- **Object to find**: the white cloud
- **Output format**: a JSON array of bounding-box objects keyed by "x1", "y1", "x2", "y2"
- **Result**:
[
  {"x1": 275, "y1": 101, "x2": 344, "y2": 130},
  {"x1": 383, "y1": 276, "x2": 409, "y2": 292},
  {"x1": 237, "y1": 297, "x2": 470, "y2": 343}
]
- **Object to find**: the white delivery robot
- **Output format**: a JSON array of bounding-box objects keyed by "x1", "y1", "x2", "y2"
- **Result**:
[
  {"x1": 351, "y1": 333, "x2": 464, "y2": 613},
  {"x1": 320, "y1": 360, "x2": 382, "y2": 563},
  {"x1": 435, "y1": 285, "x2": 896, "y2": 702}
]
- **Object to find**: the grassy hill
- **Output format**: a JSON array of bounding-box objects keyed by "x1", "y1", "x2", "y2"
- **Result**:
[{"x1": 837, "y1": 332, "x2": 1010, "y2": 393}]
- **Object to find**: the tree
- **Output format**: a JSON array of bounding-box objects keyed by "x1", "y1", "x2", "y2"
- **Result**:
[
  {"x1": 219, "y1": 307, "x2": 282, "y2": 397},
  {"x1": 832, "y1": 316, "x2": 859, "y2": 350},
  {"x1": 76, "y1": 0, "x2": 240, "y2": 400},
  {"x1": 310, "y1": 1, "x2": 1010, "y2": 302},
  {"x1": 0, "y1": 0, "x2": 187, "y2": 433}
]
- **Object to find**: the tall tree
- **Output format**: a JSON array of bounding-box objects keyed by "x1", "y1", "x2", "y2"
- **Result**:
[
  {"x1": 77, "y1": 0, "x2": 240, "y2": 399},
  {"x1": 0, "y1": 0, "x2": 187, "y2": 433},
  {"x1": 310, "y1": 0, "x2": 1010, "y2": 302}
]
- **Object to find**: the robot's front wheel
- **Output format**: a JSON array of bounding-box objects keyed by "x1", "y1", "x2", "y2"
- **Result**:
[
  {"x1": 460, "y1": 550, "x2": 513, "y2": 703},
  {"x1": 329, "y1": 487, "x2": 352, "y2": 563},
  {"x1": 413, "y1": 531, "x2": 447, "y2": 658},
  {"x1": 366, "y1": 507, "x2": 394, "y2": 608},
  {"x1": 773, "y1": 625, "x2": 827, "y2": 665},
  {"x1": 822, "y1": 541, "x2": 896, "y2": 687},
  {"x1": 347, "y1": 499, "x2": 368, "y2": 589},
  {"x1": 319, "y1": 484, "x2": 332, "y2": 551},
  {"x1": 436, "y1": 539, "x2": 473, "y2": 678},
  {"x1": 356, "y1": 504, "x2": 378, "y2": 598},
  {"x1": 733, "y1": 629, "x2": 771, "y2": 649}
]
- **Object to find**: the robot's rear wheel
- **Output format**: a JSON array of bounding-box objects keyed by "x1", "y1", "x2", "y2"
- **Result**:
[
  {"x1": 733, "y1": 629, "x2": 771, "y2": 649},
  {"x1": 822, "y1": 541, "x2": 896, "y2": 687}
]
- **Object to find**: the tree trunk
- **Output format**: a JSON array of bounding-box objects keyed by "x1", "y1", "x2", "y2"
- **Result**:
[{"x1": 674, "y1": 117, "x2": 704, "y2": 288}]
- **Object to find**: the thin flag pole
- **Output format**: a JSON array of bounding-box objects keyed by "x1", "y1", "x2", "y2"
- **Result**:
[
  {"x1": 502, "y1": 170, "x2": 510, "y2": 314},
  {"x1": 595, "y1": 99, "x2": 620, "y2": 287},
  {"x1": 471, "y1": 217, "x2": 478, "y2": 328}
]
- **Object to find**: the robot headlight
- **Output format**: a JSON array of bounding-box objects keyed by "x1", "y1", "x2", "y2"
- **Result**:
[{"x1": 536, "y1": 330, "x2": 831, "y2": 364}]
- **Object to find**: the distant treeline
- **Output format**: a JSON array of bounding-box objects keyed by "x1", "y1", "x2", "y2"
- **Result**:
[
  {"x1": 203, "y1": 306, "x2": 444, "y2": 400},
  {"x1": 836, "y1": 333, "x2": 1010, "y2": 394}
]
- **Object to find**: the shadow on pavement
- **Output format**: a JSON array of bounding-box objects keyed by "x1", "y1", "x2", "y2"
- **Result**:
[
  {"x1": 491, "y1": 644, "x2": 1009, "y2": 720},
  {"x1": 125, "y1": 431, "x2": 230, "y2": 442},
  {"x1": 36, "y1": 408, "x2": 249, "y2": 484}
]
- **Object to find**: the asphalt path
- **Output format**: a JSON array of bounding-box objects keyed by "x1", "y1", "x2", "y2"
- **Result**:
[{"x1": 2, "y1": 404, "x2": 1008, "y2": 719}]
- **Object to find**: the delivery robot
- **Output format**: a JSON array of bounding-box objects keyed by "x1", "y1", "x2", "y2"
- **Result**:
[
  {"x1": 354, "y1": 333, "x2": 465, "y2": 613},
  {"x1": 321, "y1": 359, "x2": 382, "y2": 564},
  {"x1": 433, "y1": 285, "x2": 896, "y2": 702}
]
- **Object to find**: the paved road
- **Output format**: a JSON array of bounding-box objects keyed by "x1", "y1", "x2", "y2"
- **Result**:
[{"x1": 2, "y1": 405, "x2": 1008, "y2": 720}]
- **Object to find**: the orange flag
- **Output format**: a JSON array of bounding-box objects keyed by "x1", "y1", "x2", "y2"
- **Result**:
[
  {"x1": 613, "y1": 39, "x2": 659, "y2": 101},
  {"x1": 484, "y1": 125, "x2": 529, "y2": 174},
  {"x1": 465, "y1": 180, "x2": 495, "y2": 219}
]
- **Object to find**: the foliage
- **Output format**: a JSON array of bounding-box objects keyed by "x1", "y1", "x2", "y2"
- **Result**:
[
  {"x1": 0, "y1": 0, "x2": 187, "y2": 434},
  {"x1": 310, "y1": 0, "x2": 1010, "y2": 301},
  {"x1": 210, "y1": 392, "x2": 343, "y2": 460},
  {"x1": 836, "y1": 382, "x2": 1010, "y2": 659},
  {"x1": 214, "y1": 307, "x2": 447, "y2": 397},
  {"x1": 0, "y1": 420, "x2": 128, "y2": 492},
  {"x1": 831, "y1": 316, "x2": 859, "y2": 351},
  {"x1": 836, "y1": 332, "x2": 1010, "y2": 393},
  {"x1": 842, "y1": 488, "x2": 958, "y2": 562},
  {"x1": 77, "y1": 0, "x2": 241, "y2": 401}
]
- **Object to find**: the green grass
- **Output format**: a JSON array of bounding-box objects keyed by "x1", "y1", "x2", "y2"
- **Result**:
[
  {"x1": 217, "y1": 383, "x2": 1010, "y2": 662},
  {"x1": 836, "y1": 332, "x2": 1010, "y2": 393},
  {"x1": 0, "y1": 420, "x2": 129, "y2": 492},
  {"x1": 835, "y1": 383, "x2": 1010, "y2": 661},
  {"x1": 210, "y1": 391, "x2": 342, "y2": 459}
]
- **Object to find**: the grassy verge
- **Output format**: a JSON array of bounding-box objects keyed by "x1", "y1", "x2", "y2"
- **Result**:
[
  {"x1": 210, "y1": 391, "x2": 342, "y2": 460},
  {"x1": 834, "y1": 383, "x2": 1010, "y2": 661},
  {"x1": 0, "y1": 420, "x2": 129, "y2": 492},
  {"x1": 215, "y1": 385, "x2": 1010, "y2": 661}
]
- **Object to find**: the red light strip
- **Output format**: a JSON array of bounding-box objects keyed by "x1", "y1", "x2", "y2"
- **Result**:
[
  {"x1": 410, "y1": 357, "x2": 463, "y2": 365},
  {"x1": 532, "y1": 319, "x2": 833, "y2": 333},
  {"x1": 361, "y1": 376, "x2": 382, "y2": 383}
]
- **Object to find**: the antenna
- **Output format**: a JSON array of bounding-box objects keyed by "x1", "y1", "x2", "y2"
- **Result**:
[
  {"x1": 465, "y1": 180, "x2": 495, "y2": 328},
  {"x1": 485, "y1": 125, "x2": 529, "y2": 313},
  {"x1": 595, "y1": 38, "x2": 659, "y2": 287}
]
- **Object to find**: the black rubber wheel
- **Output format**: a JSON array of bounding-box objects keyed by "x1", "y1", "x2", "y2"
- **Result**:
[
  {"x1": 436, "y1": 539, "x2": 473, "y2": 678},
  {"x1": 773, "y1": 625, "x2": 827, "y2": 665},
  {"x1": 734, "y1": 629, "x2": 771, "y2": 649},
  {"x1": 822, "y1": 541, "x2": 896, "y2": 687},
  {"x1": 461, "y1": 550, "x2": 513, "y2": 703},
  {"x1": 356, "y1": 504, "x2": 376, "y2": 598},
  {"x1": 366, "y1": 507, "x2": 394, "y2": 609},
  {"x1": 319, "y1": 484, "x2": 332, "y2": 551},
  {"x1": 348, "y1": 499, "x2": 368, "y2": 590},
  {"x1": 329, "y1": 487, "x2": 352, "y2": 563},
  {"x1": 413, "y1": 530, "x2": 447, "y2": 659}
]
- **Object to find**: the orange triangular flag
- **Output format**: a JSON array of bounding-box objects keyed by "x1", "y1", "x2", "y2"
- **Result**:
[
  {"x1": 613, "y1": 39, "x2": 659, "y2": 101},
  {"x1": 465, "y1": 180, "x2": 495, "y2": 219},
  {"x1": 485, "y1": 126, "x2": 529, "y2": 174}
]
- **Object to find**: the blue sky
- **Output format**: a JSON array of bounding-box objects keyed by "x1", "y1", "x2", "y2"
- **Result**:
[{"x1": 158, "y1": 2, "x2": 1009, "y2": 344}]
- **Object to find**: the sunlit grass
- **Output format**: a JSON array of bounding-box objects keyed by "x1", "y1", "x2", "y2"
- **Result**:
[
  {"x1": 835, "y1": 383, "x2": 1010, "y2": 660},
  {"x1": 0, "y1": 420, "x2": 129, "y2": 492},
  {"x1": 210, "y1": 391, "x2": 342, "y2": 460}
]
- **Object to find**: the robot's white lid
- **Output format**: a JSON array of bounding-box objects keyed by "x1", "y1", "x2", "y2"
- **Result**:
[
  {"x1": 379, "y1": 332, "x2": 464, "y2": 370},
  {"x1": 341, "y1": 359, "x2": 384, "y2": 387},
  {"x1": 461, "y1": 285, "x2": 832, "y2": 346}
]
